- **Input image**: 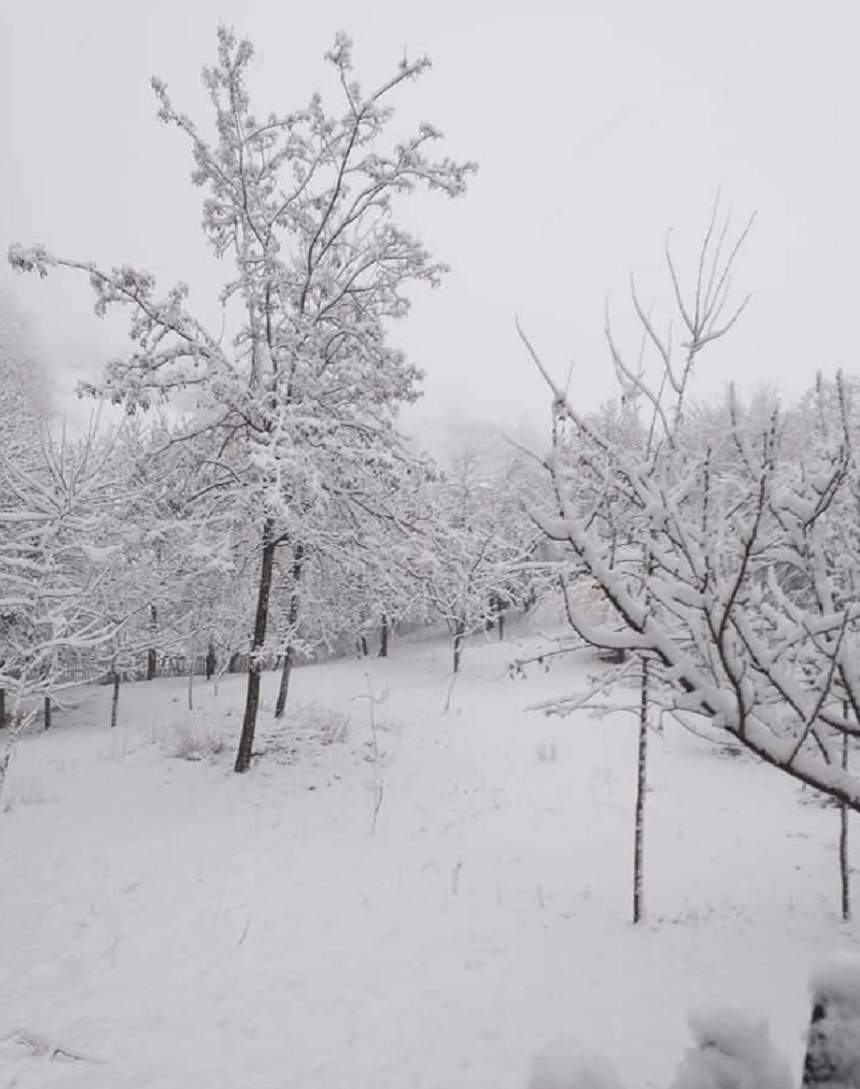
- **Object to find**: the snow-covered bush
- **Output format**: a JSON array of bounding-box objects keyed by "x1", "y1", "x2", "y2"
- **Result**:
[
  {"x1": 289, "y1": 701, "x2": 351, "y2": 747},
  {"x1": 670, "y1": 1008, "x2": 792, "y2": 1089},
  {"x1": 168, "y1": 720, "x2": 228, "y2": 762}
]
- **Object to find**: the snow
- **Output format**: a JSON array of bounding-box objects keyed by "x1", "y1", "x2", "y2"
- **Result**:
[
  {"x1": 528, "y1": 1041, "x2": 622, "y2": 1089},
  {"x1": 671, "y1": 1009, "x2": 792, "y2": 1089},
  {"x1": 809, "y1": 955, "x2": 860, "y2": 1011},
  {"x1": 0, "y1": 623, "x2": 858, "y2": 1088}
]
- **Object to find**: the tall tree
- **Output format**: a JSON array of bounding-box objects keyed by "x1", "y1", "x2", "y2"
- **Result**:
[{"x1": 10, "y1": 27, "x2": 474, "y2": 772}]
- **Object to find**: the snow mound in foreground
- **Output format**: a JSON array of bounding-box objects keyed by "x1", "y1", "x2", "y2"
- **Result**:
[
  {"x1": 527, "y1": 1040, "x2": 623, "y2": 1089},
  {"x1": 670, "y1": 1007, "x2": 792, "y2": 1089}
]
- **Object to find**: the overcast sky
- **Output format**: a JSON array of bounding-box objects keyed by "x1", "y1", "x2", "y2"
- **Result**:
[{"x1": 1, "y1": 0, "x2": 857, "y2": 444}]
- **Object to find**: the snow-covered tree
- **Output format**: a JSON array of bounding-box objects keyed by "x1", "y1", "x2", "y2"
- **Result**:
[
  {"x1": 420, "y1": 446, "x2": 542, "y2": 672},
  {"x1": 10, "y1": 26, "x2": 474, "y2": 772},
  {"x1": 0, "y1": 422, "x2": 129, "y2": 784},
  {"x1": 110, "y1": 415, "x2": 255, "y2": 686},
  {"x1": 525, "y1": 200, "x2": 860, "y2": 812}
]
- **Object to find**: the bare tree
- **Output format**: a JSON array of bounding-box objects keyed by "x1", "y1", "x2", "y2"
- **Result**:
[{"x1": 523, "y1": 199, "x2": 860, "y2": 814}]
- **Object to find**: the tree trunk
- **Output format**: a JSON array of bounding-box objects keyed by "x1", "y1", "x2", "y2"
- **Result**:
[
  {"x1": 275, "y1": 645, "x2": 295, "y2": 719},
  {"x1": 187, "y1": 640, "x2": 195, "y2": 712},
  {"x1": 146, "y1": 604, "x2": 157, "y2": 680},
  {"x1": 633, "y1": 656, "x2": 649, "y2": 924},
  {"x1": 43, "y1": 695, "x2": 52, "y2": 731},
  {"x1": 110, "y1": 670, "x2": 121, "y2": 729},
  {"x1": 497, "y1": 609, "x2": 505, "y2": 641},
  {"x1": 378, "y1": 613, "x2": 389, "y2": 658},
  {"x1": 274, "y1": 544, "x2": 303, "y2": 721},
  {"x1": 841, "y1": 728, "x2": 851, "y2": 921},
  {"x1": 206, "y1": 639, "x2": 216, "y2": 681},
  {"x1": 452, "y1": 620, "x2": 466, "y2": 674},
  {"x1": 235, "y1": 524, "x2": 277, "y2": 773},
  {"x1": 229, "y1": 651, "x2": 240, "y2": 673},
  {"x1": 0, "y1": 688, "x2": 5, "y2": 729}
]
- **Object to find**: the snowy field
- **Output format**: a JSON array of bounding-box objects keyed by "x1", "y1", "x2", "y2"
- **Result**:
[{"x1": 0, "y1": 625, "x2": 856, "y2": 1089}]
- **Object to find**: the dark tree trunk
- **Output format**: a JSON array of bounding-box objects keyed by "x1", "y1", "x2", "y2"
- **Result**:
[
  {"x1": 275, "y1": 645, "x2": 295, "y2": 719},
  {"x1": 110, "y1": 671, "x2": 121, "y2": 729},
  {"x1": 497, "y1": 609, "x2": 505, "y2": 641},
  {"x1": 206, "y1": 639, "x2": 216, "y2": 681},
  {"x1": 359, "y1": 636, "x2": 369, "y2": 658},
  {"x1": 146, "y1": 604, "x2": 157, "y2": 680},
  {"x1": 378, "y1": 614, "x2": 389, "y2": 657},
  {"x1": 235, "y1": 524, "x2": 278, "y2": 773},
  {"x1": 633, "y1": 656, "x2": 649, "y2": 924},
  {"x1": 43, "y1": 695, "x2": 52, "y2": 731},
  {"x1": 452, "y1": 620, "x2": 466, "y2": 674},
  {"x1": 0, "y1": 687, "x2": 5, "y2": 729},
  {"x1": 274, "y1": 544, "x2": 304, "y2": 721},
  {"x1": 229, "y1": 651, "x2": 240, "y2": 673}
]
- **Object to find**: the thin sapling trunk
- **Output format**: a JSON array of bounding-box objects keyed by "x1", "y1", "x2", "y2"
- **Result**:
[
  {"x1": 633, "y1": 655, "x2": 649, "y2": 923},
  {"x1": 841, "y1": 722, "x2": 851, "y2": 921},
  {"x1": 187, "y1": 639, "x2": 195, "y2": 712}
]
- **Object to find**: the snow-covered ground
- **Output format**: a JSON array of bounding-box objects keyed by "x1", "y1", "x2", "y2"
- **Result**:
[{"x1": 0, "y1": 625, "x2": 856, "y2": 1088}]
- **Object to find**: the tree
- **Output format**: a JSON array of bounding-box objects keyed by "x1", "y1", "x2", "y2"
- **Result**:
[
  {"x1": 10, "y1": 26, "x2": 474, "y2": 772},
  {"x1": 0, "y1": 423, "x2": 125, "y2": 780},
  {"x1": 524, "y1": 200, "x2": 860, "y2": 813},
  {"x1": 420, "y1": 446, "x2": 542, "y2": 672}
]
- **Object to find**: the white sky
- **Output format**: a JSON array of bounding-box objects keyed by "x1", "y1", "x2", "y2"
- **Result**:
[{"x1": 1, "y1": 0, "x2": 858, "y2": 444}]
